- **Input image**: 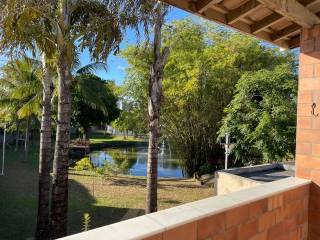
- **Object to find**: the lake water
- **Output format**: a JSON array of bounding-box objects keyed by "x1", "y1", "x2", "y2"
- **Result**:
[{"x1": 89, "y1": 146, "x2": 184, "y2": 178}]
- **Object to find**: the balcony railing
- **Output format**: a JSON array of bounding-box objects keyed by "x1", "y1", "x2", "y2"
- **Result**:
[{"x1": 60, "y1": 177, "x2": 310, "y2": 240}]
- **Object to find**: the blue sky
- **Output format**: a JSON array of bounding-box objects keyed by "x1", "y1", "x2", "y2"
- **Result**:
[{"x1": 80, "y1": 7, "x2": 191, "y2": 86}]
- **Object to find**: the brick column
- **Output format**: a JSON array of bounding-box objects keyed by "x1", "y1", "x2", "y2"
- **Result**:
[{"x1": 296, "y1": 25, "x2": 320, "y2": 240}]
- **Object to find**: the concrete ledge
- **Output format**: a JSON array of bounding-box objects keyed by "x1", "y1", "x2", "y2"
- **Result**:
[{"x1": 60, "y1": 177, "x2": 310, "y2": 240}]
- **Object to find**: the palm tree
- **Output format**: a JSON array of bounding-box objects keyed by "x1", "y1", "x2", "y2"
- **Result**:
[
  {"x1": 0, "y1": 57, "x2": 42, "y2": 163},
  {"x1": 146, "y1": 2, "x2": 170, "y2": 213}
]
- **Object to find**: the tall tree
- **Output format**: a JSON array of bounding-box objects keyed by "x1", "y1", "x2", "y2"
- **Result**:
[
  {"x1": 146, "y1": 2, "x2": 169, "y2": 213},
  {"x1": 0, "y1": 57, "x2": 42, "y2": 163},
  {"x1": 218, "y1": 65, "x2": 297, "y2": 164},
  {"x1": 36, "y1": 53, "x2": 54, "y2": 240}
]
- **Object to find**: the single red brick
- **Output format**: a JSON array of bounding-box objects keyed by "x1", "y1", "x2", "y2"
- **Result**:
[
  {"x1": 295, "y1": 167, "x2": 311, "y2": 179},
  {"x1": 297, "y1": 210, "x2": 308, "y2": 225},
  {"x1": 296, "y1": 156, "x2": 320, "y2": 170},
  {"x1": 300, "y1": 78, "x2": 320, "y2": 90},
  {"x1": 197, "y1": 213, "x2": 225, "y2": 239},
  {"x1": 296, "y1": 129, "x2": 320, "y2": 143},
  {"x1": 297, "y1": 117, "x2": 312, "y2": 129},
  {"x1": 298, "y1": 90, "x2": 313, "y2": 103},
  {"x1": 249, "y1": 199, "x2": 268, "y2": 219},
  {"x1": 214, "y1": 227, "x2": 237, "y2": 240},
  {"x1": 312, "y1": 144, "x2": 320, "y2": 156},
  {"x1": 275, "y1": 206, "x2": 290, "y2": 224},
  {"x1": 238, "y1": 219, "x2": 258, "y2": 240},
  {"x1": 296, "y1": 144, "x2": 312, "y2": 155},
  {"x1": 297, "y1": 103, "x2": 312, "y2": 116},
  {"x1": 311, "y1": 117, "x2": 320, "y2": 129},
  {"x1": 258, "y1": 211, "x2": 276, "y2": 232},
  {"x1": 268, "y1": 194, "x2": 283, "y2": 211},
  {"x1": 225, "y1": 206, "x2": 249, "y2": 229}
]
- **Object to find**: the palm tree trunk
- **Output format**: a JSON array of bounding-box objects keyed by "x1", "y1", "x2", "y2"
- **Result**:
[
  {"x1": 35, "y1": 53, "x2": 53, "y2": 240},
  {"x1": 24, "y1": 118, "x2": 30, "y2": 162},
  {"x1": 50, "y1": 52, "x2": 72, "y2": 239},
  {"x1": 50, "y1": 2, "x2": 71, "y2": 237},
  {"x1": 15, "y1": 121, "x2": 20, "y2": 151},
  {"x1": 146, "y1": 3, "x2": 169, "y2": 214},
  {"x1": 50, "y1": 54, "x2": 71, "y2": 238}
]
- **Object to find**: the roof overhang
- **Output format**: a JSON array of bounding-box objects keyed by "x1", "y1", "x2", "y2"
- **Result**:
[{"x1": 162, "y1": 0, "x2": 320, "y2": 49}]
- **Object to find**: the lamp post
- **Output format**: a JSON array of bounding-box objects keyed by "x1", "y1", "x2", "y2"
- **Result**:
[{"x1": 224, "y1": 133, "x2": 230, "y2": 170}]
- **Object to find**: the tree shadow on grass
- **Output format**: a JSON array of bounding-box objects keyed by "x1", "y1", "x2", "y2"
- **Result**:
[
  {"x1": 67, "y1": 179, "x2": 144, "y2": 236},
  {"x1": 0, "y1": 154, "x2": 144, "y2": 240},
  {"x1": 106, "y1": 176, "x2": 203, "y2": 190}
]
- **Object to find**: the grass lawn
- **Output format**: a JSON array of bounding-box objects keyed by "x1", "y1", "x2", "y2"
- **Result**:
[
  {"x1": 88, "y1": 131, "x2": 146, "y2": 144},
  {"x1": 0, "y1": 144, "x2": 212, "y2": 240}
]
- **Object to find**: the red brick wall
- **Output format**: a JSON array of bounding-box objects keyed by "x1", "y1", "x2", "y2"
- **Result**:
[
  {"x1": 297, "y1": 25, "x2": 320, "y2": 240},
  {"x1": 143, "y1": 185, "x2": 309, "y2": 240}
]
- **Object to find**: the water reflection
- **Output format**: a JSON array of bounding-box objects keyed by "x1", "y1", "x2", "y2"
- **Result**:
[{"x1": 90, "y1": 146, "x2": 183, "y2": 178}]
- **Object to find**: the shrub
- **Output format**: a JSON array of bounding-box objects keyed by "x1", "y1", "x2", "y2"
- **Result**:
[{"x1": 74, "y1": 157, "x2": 93, "y2": 171}]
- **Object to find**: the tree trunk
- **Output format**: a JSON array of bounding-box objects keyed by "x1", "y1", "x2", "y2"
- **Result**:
[
  {"x1": 15, "y1": 121, "x2": 20, "y2": 151},
  {"x1": 50, "y1": 56, "x2": 71, "y2": 239},
  {"x1": 24, "y1": 118, "x2": 30, "y2": 162},
  {"x1": 83, "y1": 127, "x2": 90, "y2": 141},
  {"x1": 50, "y1": 59, "x2": 71, "y2": 238},
  {"x1": 35, "y1": 53, "x2": 54, "y2": 240},
  {"x1": 51, "y1": 1, "x2": 71, "y2": 237},
  {"x1": 146, "y1": 3, "x2": 169, "y2": 214}
]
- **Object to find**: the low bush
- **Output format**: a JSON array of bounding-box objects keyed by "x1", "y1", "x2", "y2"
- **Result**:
[{"x1": 74, "y1": 157, "x2": 93, "y2": 171}]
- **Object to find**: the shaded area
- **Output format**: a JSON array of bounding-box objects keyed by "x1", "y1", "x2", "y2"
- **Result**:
[{"x1": 0, "y1": 147, "x2": 212, "y2": 239}]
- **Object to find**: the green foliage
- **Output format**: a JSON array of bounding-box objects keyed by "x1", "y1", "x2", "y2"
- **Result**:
[
  {"x1": 71, "y1": 74, "x2": 120, "y2": 139},
  {"x1": 120, "y1": 18, "x2": 297, "y2": 176},
  {"x1": 74, "y1": 157, "x2": 93, "y2": 171},
  {"x1": 0, "y1": 57, "x2": 42, "y2": 120},
  {"x1": 82, "y1": 213, "x2": 91, "y2": 232},
  {"x1": 219, "y1": 65, "x2": 298, "y2": 164},
  {"x1": 0, "y1": 57, "x2": 42, "y2": 134}
]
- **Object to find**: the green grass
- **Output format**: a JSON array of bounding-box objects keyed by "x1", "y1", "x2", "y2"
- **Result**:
[
  {"x1": 0, "y1": 143, "x2": 212, "y2": 240},
  {"x1": 88, "y1": 131, "x2": 146, "y2": 144}
]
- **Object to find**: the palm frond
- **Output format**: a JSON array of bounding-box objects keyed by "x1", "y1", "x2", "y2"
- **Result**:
[{"x1": 76, "y1": 62, "x2": 107, "y2": 75}]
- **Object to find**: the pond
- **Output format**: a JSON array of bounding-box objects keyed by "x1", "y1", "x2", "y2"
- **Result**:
[{"x1": 89, "y1": 145, "x2": 184, "y2": 178}]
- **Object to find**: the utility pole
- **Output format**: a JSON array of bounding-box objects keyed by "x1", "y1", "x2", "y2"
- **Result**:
[
  {"x1": 224, "y1": 133, "x2": 230, "y2": 170},
  {"x1": 1, "y1": 124, "x2": 6, "y2": 176}
]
